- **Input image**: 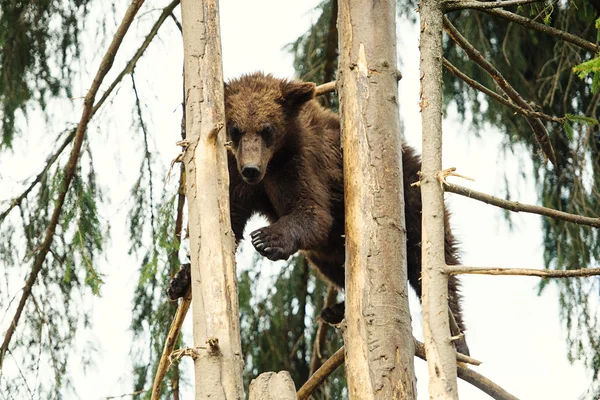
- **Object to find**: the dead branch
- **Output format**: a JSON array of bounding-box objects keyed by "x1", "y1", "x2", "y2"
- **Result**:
[
  {"x1": 297, "y1": 346, "x2": 344, "y2": 400},
  {"x1": 443, "y1": 181, "x2": 600, "y2": 228},
  {"x1": 446, "y1": 265, "x2": 600, "y2": 277},
  {"x1": 414, "y1": 341, "x2": 520, "y2": 400},
  {"x1": 0, "y1": 0, "x2": 179, "y2": 225},
  {"x1": 482, "y1": 8, "x2": 600, "y2": 54},
  {"x1": 0, "y1": 0, "x2": 146, "y2": 372},
  {"x1": 151, "y1": 289, "x2": 192, "y2": 400},
  {"x1": 442, "y1": 58, "x2": 564, "y2": 124},
  {"x1": 443, "y1": 16, "x2": 557, "y2": 167},
  {"x1": 444, "y1": 0, "x2": 544, "y2": 12},
  {"x1": 315, "y1": 81, "x2": 336, "y2": 96},
  {"x1": 93, "y1": 0, "x2": 181, "y2": 114}
]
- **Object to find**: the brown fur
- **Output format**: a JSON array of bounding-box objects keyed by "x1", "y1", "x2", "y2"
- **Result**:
[{"x1": 170, "y1": 72, "x2": 468, "y2": 353}]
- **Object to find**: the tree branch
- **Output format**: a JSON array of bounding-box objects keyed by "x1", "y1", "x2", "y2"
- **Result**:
[
  {"x1": 444, "y1": 0, "x2": 544, "y2": 12},
  {"x1": 297, "y1": 346, "x2": 344, "y2": 400},
  {"x1": 151, "y1": 289, "x2": 192, "y2": 400},
  {"x1": 446, "y1": 265, "x2": 600, "y2": 277},
  {"x1": 315, "y1": 81, "x2": 336, "y2": 96},
  {"x1": 482, "y1": 8, "x2": 600, "y2": 54},
  {"x1": 443, "y1": 16, "x2": 557, "y2": 167},
  {"x1": 0, "y1": 0, "x2": 180, "y2": 225},
  {"x1": 309, "y1": 285, "x2": 338, "y2": 376},
  {"x1": 0, "y1": 129, "x2": 75, "y2": 223},
  {"x1": 0, "y1": 0, "x2": 146, "y2": 372},
  {"x1": 443, "y1": 181, "x2": 600, "y2": 228},
  {"x1": 442, "y1": 58, "x2": 564, "y2": 124}
]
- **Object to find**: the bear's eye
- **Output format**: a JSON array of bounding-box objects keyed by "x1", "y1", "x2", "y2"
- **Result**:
[
  {"x1": 229, "y1": 125, "x2": 243, "y2": 144},
  {"x1": 260, "y1": 124, "x2": 274, "y2": 142}
]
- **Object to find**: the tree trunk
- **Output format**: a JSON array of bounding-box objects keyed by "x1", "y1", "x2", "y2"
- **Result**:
[
  {"x1": 337, "y1": 0, "x2": 416, "y2": 398},
  {"x1": 419, "y1": 0, "x2": 459, "y2": 398},
  {"x1": 180, "y1": 0, "x2": 244, "y2": 398}
]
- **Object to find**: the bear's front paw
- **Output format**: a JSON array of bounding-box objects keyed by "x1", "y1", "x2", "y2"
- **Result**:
[{"x1": 250, "y1": 226, "x2": 296, "y2": 261}]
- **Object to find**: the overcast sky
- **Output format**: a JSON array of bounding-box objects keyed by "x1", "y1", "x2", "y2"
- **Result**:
[{"x1": 0, "y1": 0, "x2": 592, "y2": 399}]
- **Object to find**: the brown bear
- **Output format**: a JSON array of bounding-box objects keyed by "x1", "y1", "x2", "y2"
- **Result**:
[{"x1": 169, "y1": 72, "x2": 468, "y2": 354}]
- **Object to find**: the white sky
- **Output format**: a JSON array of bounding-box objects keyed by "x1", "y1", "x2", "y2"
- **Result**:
[{"x1": 0, "y1": 0, "x2": 593, "y2": 399}]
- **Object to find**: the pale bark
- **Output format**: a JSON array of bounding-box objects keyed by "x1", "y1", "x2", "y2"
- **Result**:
[
  {"x1": 248, "y1": 372, "x2": 296, "y2": 400},
  {"x1": 180, "y1": 0, "x2": 243, "y2": 398},
  {"x1": 419, "y1": 0, "x2": 459, "y2": 398},
  {"x1": 337, "y1": 0, "x2": 416, "y2": 398}
]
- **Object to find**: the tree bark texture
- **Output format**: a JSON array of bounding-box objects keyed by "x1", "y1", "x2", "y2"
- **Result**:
[
  {"x1": 337, "y1": 0, "x2": 416, "y2": 398},
  {"x1": 180, "y1": 0, "x2": 244, "y2": 398},
  {"x1": 419, "y1": 0, "x2": 459, "y2": 398}
]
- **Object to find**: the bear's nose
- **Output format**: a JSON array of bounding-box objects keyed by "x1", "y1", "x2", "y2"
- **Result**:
[{"x1": 241, "y1": 165, "x2": 261, "y2": 181}]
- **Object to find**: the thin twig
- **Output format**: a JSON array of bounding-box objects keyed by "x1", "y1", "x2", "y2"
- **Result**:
[
  {"x1": 414, "y1": 341, "x2": 520, "y2": 400},
  {"x1": 297, "y1": 346, "x2": 344, "y2": 400},
  {"x1": 442, "y1": 58, "x2": 564, "y2": 124},
  {"x1": 482, "y1": 8, "x2": 600, "y2": 54},
  {"x1": 309, "y1": 285, "x2": 338, "y2": 375},
  {"x1": 443, "y1": 16, "x2": 557, "y2": 167},
  {"x1": 447, "y1": 265, "x2": 600, "y2": 277},
  {"x1": 444, "y1": 0, "x2": 544, "y2": 12},
  {"x1": 0, "y1": 0, "x2": 146, "y2": 372},
  {"x1": 443, "y1": 181, "x2": 600, "y2": 228}
]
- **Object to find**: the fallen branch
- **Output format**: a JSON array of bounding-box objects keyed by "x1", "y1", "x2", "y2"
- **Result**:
[
  {"x1": 443, "y1": 16, "x2": 557, "y2": 167},
  {"x1": 443, "y1": 181, "x2": 600, "y2": 228},
  {"x1": 0, "y1": 0, "x2": 146, "y2": 372},
  {"x1": 442, "y1": 58, "x2": 563, "y2": 124},
  {"x1": 151, "y1": 289, "x2": 192, "y2": 399},
  {"x1": 444, "y1": 0, "x2": 543, "y2": 12},
  {"x1": 414, "y1": 341, "x2": 519, "y2": 400},
  {"x1": 446, "y1": 265, "x2": 600, "y2": 277},
  {"x1": 482, "y1": 8, "x2": 600, "y2": 54}
]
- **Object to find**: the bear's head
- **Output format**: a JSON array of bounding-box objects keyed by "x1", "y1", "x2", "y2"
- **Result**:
[{"x1": 224, "y1": 73, "x2": 315, "y2": 184}]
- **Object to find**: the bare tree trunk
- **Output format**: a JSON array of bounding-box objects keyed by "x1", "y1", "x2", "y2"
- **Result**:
[
  {"x1": 419, "y1": 0, "x2": 459, "y2": 398},
  {"x1": 337, "y1": 0, "x2": 416, "y2": 398},
  {"x1": 180, "y1": 0, "x2": 244, "y2": 398}
]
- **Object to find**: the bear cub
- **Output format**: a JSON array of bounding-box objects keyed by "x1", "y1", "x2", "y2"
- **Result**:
[{"x1": 169, "y1": 72, "x2": 469, "y2": 355}]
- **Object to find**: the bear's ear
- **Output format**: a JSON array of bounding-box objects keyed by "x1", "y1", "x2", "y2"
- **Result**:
[{"x1": 280, "y1": 81, "x2": 316, "y2": 109}]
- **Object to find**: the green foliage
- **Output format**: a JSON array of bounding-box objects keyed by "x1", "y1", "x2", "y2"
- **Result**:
[
  {"x1": 0, "y1": 148, "x2": 107, "y2": 397},
  {"x1": 573, "y1": 56, "x2": 600, "y2": 94},
  {"x1": 0, "y1": 0, "x2": 94, "y2": 148},
  {"x1": 286, "y1": 0, "x2": 339, "y2": 109}
]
